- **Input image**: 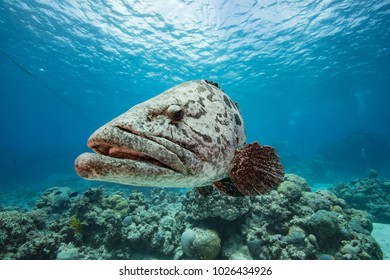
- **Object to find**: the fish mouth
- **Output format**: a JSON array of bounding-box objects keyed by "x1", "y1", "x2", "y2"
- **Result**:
[
  {"x1": 74, "y1": 125, "x2": 203, "y2": 180},
  {"x1": 89, "y1": 127, "x2": 181, "y2": 173},
  {"x1": 90, "y1": 144, "x2": 177, "y2": 171}
]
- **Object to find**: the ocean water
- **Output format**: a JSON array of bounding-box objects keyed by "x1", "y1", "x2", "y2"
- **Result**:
[
  {"x1": 1, "y1": 0, "x2": 390, "y2": 187},
  {"x1": 0, "y1": 0, "x2": 389, "y2": 260}
]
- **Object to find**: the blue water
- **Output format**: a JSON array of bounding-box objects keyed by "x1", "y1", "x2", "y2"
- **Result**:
[{"x1": 1, "y1": 0, "x2": 390, "y2": 189}]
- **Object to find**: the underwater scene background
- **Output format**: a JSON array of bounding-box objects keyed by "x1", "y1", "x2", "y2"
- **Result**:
[{"x1": 0, "y1": 0, "x2": 389, "y2": 260}]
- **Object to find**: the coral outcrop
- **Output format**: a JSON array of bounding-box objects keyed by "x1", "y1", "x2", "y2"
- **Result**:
[
  {"x1": 183, "y1": 186, "x2": 250, "y2": 221},
  {"x1": 35, "y1": 186, "x2": 78, "y2": 214},
  {"x1": 331, "y1": 171, "x2": 390, "y2": 223},
  {"x1": 0, "y1": 174, "x2": 384, "y2": 260}
]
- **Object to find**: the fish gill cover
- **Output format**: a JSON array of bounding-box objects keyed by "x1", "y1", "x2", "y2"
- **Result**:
[{"x1": 0, "y1": 0, "x2": 389, "y2": 260}]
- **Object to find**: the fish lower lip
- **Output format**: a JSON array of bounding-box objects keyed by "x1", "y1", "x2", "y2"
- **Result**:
[{"x1": 74, "y1": 152, "x2": 178, "y2": 181}]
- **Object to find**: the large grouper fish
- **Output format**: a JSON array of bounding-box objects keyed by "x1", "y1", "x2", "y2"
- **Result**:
[{"x1": 74, "y1": 80, "x2": 284, "y2": 196}]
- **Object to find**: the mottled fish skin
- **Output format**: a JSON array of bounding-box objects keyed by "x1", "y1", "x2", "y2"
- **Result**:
[{"x1": 75, "y1": 80, "x2": 246, "y2": 188}]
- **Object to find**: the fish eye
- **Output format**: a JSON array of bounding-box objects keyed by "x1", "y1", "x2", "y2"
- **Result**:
[{"x1": 166, "y1": 105, "x2": 184, "y2": 123}]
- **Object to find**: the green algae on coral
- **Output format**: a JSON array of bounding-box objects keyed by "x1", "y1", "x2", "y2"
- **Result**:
[{"x1": 68, "y1": 215, "x2": 82, "y2": 234}]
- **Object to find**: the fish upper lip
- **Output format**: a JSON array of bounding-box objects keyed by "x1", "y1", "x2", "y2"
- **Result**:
[
  {"x1": 87, "y1": 125, "x2": 201, "y2": 174},
  {"x1": 89, "y1": 141, "x2": 174, "y2": 171}
]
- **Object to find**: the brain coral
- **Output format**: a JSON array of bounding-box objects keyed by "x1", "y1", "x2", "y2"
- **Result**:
[{"x1": 181, "y1": 227, "x2": 221, "y2": 259}]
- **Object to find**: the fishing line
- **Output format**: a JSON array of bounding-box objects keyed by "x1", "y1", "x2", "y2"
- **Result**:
[{"x1": 0, "y1": 48, "x2": 98, "y2": 127}]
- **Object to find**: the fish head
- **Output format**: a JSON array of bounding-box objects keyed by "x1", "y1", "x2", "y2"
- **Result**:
[{"x1": 74, "y1": 80, "x2": 246, "y2": 187}]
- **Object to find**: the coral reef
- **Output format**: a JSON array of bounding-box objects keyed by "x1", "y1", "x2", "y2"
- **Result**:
[
  {"x1": 0, "y1": 209, "x2": 55, "y2": 259},
  {"x1": 0, "y1": 174, "x2": 384, "y2": 260},
  {"x1": 183, "y1": 186, "x2": 250, "y2": 221},
  {"x1": 331, "y1": 171, "x2": 390, "y2": 223},
  {"x1": 34, "y1": 186, "x2": 78, "y2": 214},
  {"x1": 238, "y1": 175, "x2": 382, "y2": 260}
]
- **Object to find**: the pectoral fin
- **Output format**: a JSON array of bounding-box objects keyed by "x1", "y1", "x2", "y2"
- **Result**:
[{"x1": 226, "y1": 141, "x2": 284, "y2": 196}]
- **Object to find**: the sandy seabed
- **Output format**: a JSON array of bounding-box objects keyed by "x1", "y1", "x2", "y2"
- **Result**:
[{"x1": 372, "y1": 223, "x2": 390, "y2": 260}]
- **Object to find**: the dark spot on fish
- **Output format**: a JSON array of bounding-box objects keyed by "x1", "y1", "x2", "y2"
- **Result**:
[
  {"x1": 198, "y1": 97, "x2": 205, "y2": 107},
  {"x1": 54, "y1": 191, "x2": 62, "y2": 195},
  {"x1": 215, "y1": 126, "x2": 220, "y2": 133},
  {"x1": 206, "y1": 92, "x2": 214, "y2": 101},
  {"x1": 220, "y1": 134, "x2": 229, "y2": 145},
  {"x1": 182, "y1": 128, "x2": 189, "y2": 138},
  {"x1": 190, "y1": 127, "x2": 213, "y2": 143},
  {"x1": 202, "y1": 134, "x2": 213, "y2": 143},
  {"x1": 223, "y1": 95, "x2": 232, "y2": 108},
  {"x1": 204, "y1": 83, "x2": 214, "y2": 95},
  {"x1": 229, "y1": 99, "x2": 236, "y2": 109},
  {"x1": 234, "y1": 114, "x2": 242, "y2": 126},
  {"x1": 193, "y1": 107, "x2": 207, "y2": 119},
  {"x1": 197, "y1": 86, "x2": 206, "y2": 93},
  {"x1": 215, "y1": 114, "x2": 229, "y2": 126},
  {"x1": 147, "y1": 112, "x2": 159, "y2": 122},
  {"x1": 184, "y1": 100, "x2": 207, "y2": 119},
  {"x1": 183, "y1": 100, "x2": 195, "y2": 110},
  {"x1": 217, "y1": 137, "x2": 221, "y2": 144}
]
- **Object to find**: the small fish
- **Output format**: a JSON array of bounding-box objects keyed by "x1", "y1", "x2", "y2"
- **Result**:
[{"x1": 74, "y1": 80, "x2": 284, "y2": 196}]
